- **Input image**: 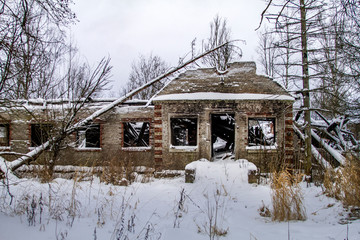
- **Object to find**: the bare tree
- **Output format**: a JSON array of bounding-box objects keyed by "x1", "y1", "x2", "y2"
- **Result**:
[
  {"x1": 0, "y1": 0, "x2": 75, "y2": 100},
  {"x1": 336, "y1": 0, "x2": 360, "y2": 115},
  {"x1": 312, "y1": 2, "x2": 352, "y2": 118},
  {"x1": 45, "y1": 56, "x2": 111, "y2": 178},
  {"x1": 202, "y1": 15, "x2": 242, "y2": 71},
  {"x1": 0, "y1": 0, "x2": 112, "y2": 181},
  {"x1": 0, "y1": 56, "x2": 111, "y2": 182},
  {"x1": 0, "y1": 42, "x2": 231, "y2": 182},
  {"x1": 124, "y1": 54, "x2": 169, "y2": 100},
  {"x1": 257, "y1": 15, "x2": 298, "y2": 92},
  {"x1": 257, "y1": 0, "x2": 331, "y2": 174},
  {"x1": 257, "y1": 27, "x2": 278, "y2": 79}
]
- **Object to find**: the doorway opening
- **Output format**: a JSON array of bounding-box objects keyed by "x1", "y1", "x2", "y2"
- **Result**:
[{"x1": 211, "y1": 113, "x2": 235, "y2": 160}]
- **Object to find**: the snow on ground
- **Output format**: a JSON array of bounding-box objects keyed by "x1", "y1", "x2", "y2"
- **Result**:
[{"x1": 0, "y1": 159, "x2": 359, "y2": 240}]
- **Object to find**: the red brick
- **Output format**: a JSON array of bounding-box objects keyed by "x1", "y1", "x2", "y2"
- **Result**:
[
  {"x1": 155, "y1": 142, "x2": 162, "y2": 148},
  {"x1": 154, "y1": 135, "x2": 162, "y2": 140},
  {"x1": 154, "y1": 127, "x2": 162, "y2": 132},
  {"x1": 154, "y1": 119, "x2": 162, "y2": 124},
  {"x1": 286, "y1": 112, "x2": 293, "y2": 118},
  {"x1": 155, "y1": 150, "x2": 162, "y2": 155},
  {"x1": 154, "y1": 105, "x2": 162, "y2": 110},
  {"x1": 285, "y1": 135, "x2": 293, "y2": 141}
]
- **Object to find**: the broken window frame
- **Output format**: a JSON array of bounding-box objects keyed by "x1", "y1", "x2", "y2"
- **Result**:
[
  {"x1": 211, "y1": 113, "x2": 235, "y2": 157},
  {"x1": 122, "y1": 120, "x2": 150, "y2": 149},
  {"x1": 248, "y1": 117, "x2": 276, "y2": 147},
  {"x1": 0, "y1": 123, "x2": 10, "y2": 147},
  {"x1": 76, "y1": 123, "x2": 101, "y2": 149},
  {"x1": 170, "y1": 117, "x2": 198, "y2": 148},
  {"x1": 30, "y1": 123, "x2": 53, "y2": 147}
]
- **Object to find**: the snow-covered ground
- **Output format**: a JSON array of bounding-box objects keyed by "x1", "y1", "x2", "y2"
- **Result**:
[{"x1": 0, "y1": 159, "x2": 359, "y2": 240}]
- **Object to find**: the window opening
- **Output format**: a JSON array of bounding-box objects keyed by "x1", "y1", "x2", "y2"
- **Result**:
[
  {"x1": 248, "y1": 118, "x2": 275, "y2": 146},
  {"x1": 211, "y1": 114, "x2": 235, "y2": 158},
  {"x1": 77, "y1": 124, "x2": 101, "y2": 148},
  {"x1": 31, "y1": 124, "x2": 52, "y2": 147},
  {"x1": 0, "y1": 124, "x2": 10, "y2": 146},
  {"x1": 171, "y1": 118, "x2": 197, "y2": 146},
  {"x1": 123, "y1": 122, "x2": 149, "y2": 147}
]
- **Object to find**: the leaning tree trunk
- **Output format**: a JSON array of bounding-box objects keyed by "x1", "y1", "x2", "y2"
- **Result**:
[{"x1": 0, "y1": 41, "x2": 235, "y2": 179}]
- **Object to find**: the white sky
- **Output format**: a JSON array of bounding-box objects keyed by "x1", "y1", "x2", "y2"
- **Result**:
[{"x1": 71, "y1": 0, "x2": 267, "y2": 95}]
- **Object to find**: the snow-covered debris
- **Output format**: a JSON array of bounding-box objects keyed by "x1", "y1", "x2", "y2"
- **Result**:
[{"x1": 185, "y1": 158, "x2": 257, "y2": 183}]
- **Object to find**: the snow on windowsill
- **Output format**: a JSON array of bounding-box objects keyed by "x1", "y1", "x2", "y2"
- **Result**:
[
  {"x1": 122, "y1": 146, "x2": 152, "y2": 152},
  {"x1": 170, "y1": 145, "x2": 198, "y2": 152},
  {"x1": 246, "y1": 145, "x2": 277, "y2": 152},
  {"x1": 76, "y1": 147, "x2": 102, "y2": 152},
  {"x1": 0, "y1": 146, "x2": 11, "y2": 150}
]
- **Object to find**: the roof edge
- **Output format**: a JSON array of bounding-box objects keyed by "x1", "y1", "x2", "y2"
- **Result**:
[{"x1": 153, "y1": 92, "x2": 295, "y2": 102}]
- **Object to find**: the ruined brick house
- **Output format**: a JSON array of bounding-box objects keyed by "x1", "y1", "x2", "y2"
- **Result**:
[{"x1": 0, "y1": 62, "x2": 294, "y2": 171}]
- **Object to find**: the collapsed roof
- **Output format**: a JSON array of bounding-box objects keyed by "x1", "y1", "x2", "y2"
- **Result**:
[{"x1": 156, "y1": 62, "x2": 291, "y2": 98}]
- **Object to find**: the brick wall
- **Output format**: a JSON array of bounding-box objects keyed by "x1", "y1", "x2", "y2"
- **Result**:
[
  {"x1": 153, "y1": 105, "x2": 163, "y2": 170},
  {"x1": 284, "y1": 110, "x2": 294, "y2": 166}
]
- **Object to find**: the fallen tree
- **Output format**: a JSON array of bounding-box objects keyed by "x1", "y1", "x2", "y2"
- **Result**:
[
  {"x1": 294, "y1": 109, "x2": 359, "y2": 169},
  {"x1": 0, "y1": 41, "x2": 237, "y2": 181}
]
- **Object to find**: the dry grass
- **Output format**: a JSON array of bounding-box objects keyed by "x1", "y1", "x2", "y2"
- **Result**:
[
  {"x1": 101, "y1": 157, "x2": 156, "y2": 185},
  {"x1": 101, "y1": 157, "x2": 135, "y2": 185},
  {"x1": 196, "y1": 185, "x2": 229, "y2": 239},
  {"x1": 324, "y1": 159, "x2": 360, "y2": 208},
  {"x1": 323, "y1": 168, "x2": 342, "y2": 200},
  {"x1": 270, "y1": 170, "x2": 306, "y2": 221}
]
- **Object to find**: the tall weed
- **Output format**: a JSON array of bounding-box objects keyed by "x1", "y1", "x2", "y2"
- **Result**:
[
  {"x1": 271, "y1": 170, "x2": 306, "y2": 221},
  {"x1": 196, "y1": 184, "x2": 229, "y2": 239},
  {"x1": 323, "y1": 159, "x2": 360, "y2": 208},
  {"x1": 101, "y1": 157, "x2": 134, "y2": 185}
]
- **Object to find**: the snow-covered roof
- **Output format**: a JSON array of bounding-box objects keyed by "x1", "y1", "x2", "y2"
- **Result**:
[
  {"x1": 153, "y1": 92, "x2": 294, "y2": 101},
  {"x1": 0, "y1": 98, "x2": 148, "y2": 110},
  {"x1": 156, "y1": 62, "x2": 291, "y2": 98}
]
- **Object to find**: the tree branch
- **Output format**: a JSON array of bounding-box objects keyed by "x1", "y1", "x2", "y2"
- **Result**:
[
  {"x1": 1, "y1": 41, "x2": 236, "y2": 176},
  {"x1": 256, "y1": 0, "x2": 273, "y2": 31}
]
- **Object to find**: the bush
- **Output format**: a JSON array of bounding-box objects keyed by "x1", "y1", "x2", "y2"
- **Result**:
[{"x1": 270, "y1": 170, "x2": 306, "y2": 221}]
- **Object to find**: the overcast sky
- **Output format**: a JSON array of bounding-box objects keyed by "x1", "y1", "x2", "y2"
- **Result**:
[{"x1": 71, "y1": 0, "x2": 267, "y2": 95}]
